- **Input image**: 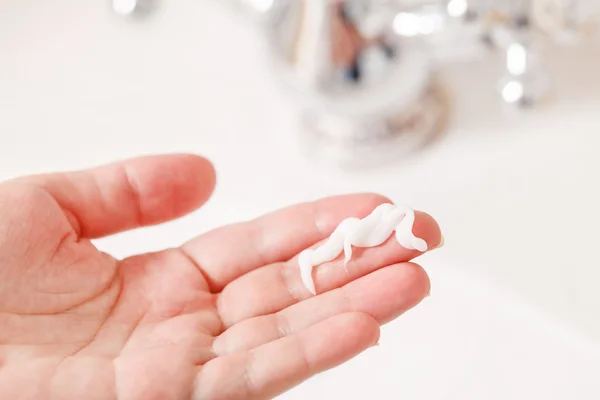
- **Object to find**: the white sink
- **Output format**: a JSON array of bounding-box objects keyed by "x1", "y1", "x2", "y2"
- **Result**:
[{"x1": 1, "y1": 2, "x2": 600, "y2": 399}]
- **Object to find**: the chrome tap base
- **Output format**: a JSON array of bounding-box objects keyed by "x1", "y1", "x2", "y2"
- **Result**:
[{"x1": 297, "y1": 77, "x2": 450, "y2": 169}]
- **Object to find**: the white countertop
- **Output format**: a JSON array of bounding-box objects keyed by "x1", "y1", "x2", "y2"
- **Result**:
[{"x1": 2, "y1": 1, "x2": 600, "y2": 399}]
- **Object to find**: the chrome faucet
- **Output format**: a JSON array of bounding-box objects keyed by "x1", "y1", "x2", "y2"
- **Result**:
[
  {"x1": 114, "y1": 0, "x2": 599, "y2": 167},
  {"x1": 259, "y1": 0, "x2": 450, "y2": 167},
  {"x1": 228, "y1": 0, "x2": 598, "y2": 166}
]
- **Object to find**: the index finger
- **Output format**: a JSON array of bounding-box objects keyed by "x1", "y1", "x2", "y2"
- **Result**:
[{"x1": 180, "y1": 193, "x2": 392, "y2": 292}]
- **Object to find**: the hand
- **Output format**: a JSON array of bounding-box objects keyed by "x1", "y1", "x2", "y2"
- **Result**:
[{"x1": 0, "y1": 154, "x2": 441, "y2": 400}]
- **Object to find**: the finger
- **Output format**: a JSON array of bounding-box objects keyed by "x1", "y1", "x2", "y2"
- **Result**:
[
  {"x1": 16, "y1": 154, "x2": 216, "y2": 238},
  {"x1": 217, "y1": 212, "x2": 440, "y2": 327},
  {"x1": 195, "y1": 312, "x2": 379, "y2": 400},
  {"x1": 181, "y1": 193, "x2": 391, "y2": 292},
  {"x1": 213, "y1": 262, "x2": 428, "y2": 356}
]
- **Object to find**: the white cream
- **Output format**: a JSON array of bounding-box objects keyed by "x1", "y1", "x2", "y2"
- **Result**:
[{"x1": 298, "y1": 203, "x2": 427, "y2": 295}]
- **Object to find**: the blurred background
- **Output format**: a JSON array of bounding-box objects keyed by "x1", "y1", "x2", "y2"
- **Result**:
[{"x1": 1, "y1": 0, "x2": 600, "y2": 398}]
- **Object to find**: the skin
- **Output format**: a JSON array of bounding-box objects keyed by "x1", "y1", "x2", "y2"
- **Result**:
[{"x1": 0, "y1": 154, "x2": 442, "y2": 400}]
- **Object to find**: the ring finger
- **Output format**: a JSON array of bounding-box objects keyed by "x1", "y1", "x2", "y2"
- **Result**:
[{"x1": 213, "y1": 262, "x2": 430, "y2": 356}]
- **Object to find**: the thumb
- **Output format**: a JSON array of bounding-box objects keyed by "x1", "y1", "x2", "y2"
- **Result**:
[{"x1": 16, "y1": 154, "x2": 216, "y2": 239}]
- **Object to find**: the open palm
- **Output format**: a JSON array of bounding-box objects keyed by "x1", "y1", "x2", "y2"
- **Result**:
[{"x1": 0, "y1": 155, "x2": 441, "y2": 400}]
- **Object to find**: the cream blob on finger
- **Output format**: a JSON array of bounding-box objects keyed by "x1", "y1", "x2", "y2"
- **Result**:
[{"x1": 297, "y1": 203, "x2": 428, "y2": 295}]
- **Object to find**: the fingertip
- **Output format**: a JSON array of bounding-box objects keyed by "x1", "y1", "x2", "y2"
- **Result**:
[
  {"x1": 177, "y1": 153, "x2": 217, "y2": 204},
  {"x1": 345, "y1": 312, "x2": 381, "y2": 347},
  {"x1": 132, "y1": 153, "x2": 217, "y2": 221},
  {"x1": 399, "y1": 262, "x2": 431, "y2": 305},
  {"x1": 414, "y1": 211, "x2": 443, "y2": 251}
]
